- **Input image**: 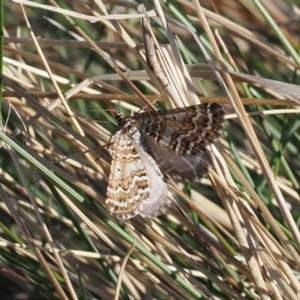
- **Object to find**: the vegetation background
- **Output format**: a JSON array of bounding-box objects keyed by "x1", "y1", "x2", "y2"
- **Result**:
[{"x1": 1, "y1": 0, "x2": 300, "y2": 299}]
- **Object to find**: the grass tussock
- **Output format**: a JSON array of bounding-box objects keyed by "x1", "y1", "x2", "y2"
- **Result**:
[{"x1": 1, "y1": 0, "x2": 300, "y2": 299}]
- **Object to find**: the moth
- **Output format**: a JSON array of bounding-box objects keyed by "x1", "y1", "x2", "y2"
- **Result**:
[{"x1": 105, "y1": 103, "x2": 224, "y2": 219}]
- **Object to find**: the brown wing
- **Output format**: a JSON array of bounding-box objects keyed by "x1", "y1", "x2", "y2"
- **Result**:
[
  {"x1": 134, "y1": 103, "x2": 224, "y2": 155},
  {"x1": 134, "y1": 103, "x2": 224, "y2": 180},
  {"x1": 143, "y1": 134, "x2": 211, "y2": 180}
]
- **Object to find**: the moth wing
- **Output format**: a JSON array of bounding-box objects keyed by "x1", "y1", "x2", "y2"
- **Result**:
[
  {"x1": 106, "y1": 130, "x2": 172, "y2": 219},
  {"x1": 105, "y1": 130, "x2": 149, "y2": 219},
  {"x1": 130, "y1": 132, "x2": 173, "y2": 218},
  {"x1": 144, "y1": 134, "x2": 211, "y2": 180},
  {"x1": 135, "y1": 103, "x2": 224, "y2": 155}
]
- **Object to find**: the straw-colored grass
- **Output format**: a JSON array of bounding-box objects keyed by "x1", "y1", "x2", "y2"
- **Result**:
[{"x1": 2, "y1": 0, "x2": 300, "y2": 299}]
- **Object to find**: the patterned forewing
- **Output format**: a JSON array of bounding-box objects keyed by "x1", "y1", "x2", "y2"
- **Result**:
[
  {"x1": 135, "y1": 103, "x2": 224, "y2": 155},
  {"x1": 106, "y1": 130, "x2": 150, "y2": 219},
  {"x1": 132, "y1": 103, "x2": 224, "y2": 180}
]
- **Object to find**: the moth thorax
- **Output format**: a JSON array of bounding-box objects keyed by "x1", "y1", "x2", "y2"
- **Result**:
[
  {"x1": 113, "y1": 112, "x2": 127, "y2": 126},
  {"x1": 122, "y1": 118, "x2": 137, "y2": 130}
]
